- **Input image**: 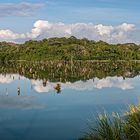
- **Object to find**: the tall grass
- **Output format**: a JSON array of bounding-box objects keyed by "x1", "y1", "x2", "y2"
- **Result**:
[
  {"x1": 124, "y1": 104, "x2": 140, "y2": 140},
  {"x1": 80, "y1": 103, "x2": 140, "y2": 140}
]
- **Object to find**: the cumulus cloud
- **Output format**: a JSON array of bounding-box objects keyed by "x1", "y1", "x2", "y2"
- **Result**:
[
  {"x1": 0, "y1": 30, "x2": 26, "y2": 42},
  {"x1": 94, "y1": 24, "x2": 113, "y2": 36},
  {"x1": 0, "y1": 2, "x2": 44, "y2": 17},
  {"x1": 0, "y1": 20, "x2": 139, "y2": 43}
]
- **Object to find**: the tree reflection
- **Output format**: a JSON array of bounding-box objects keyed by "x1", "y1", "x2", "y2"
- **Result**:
[
  {"x1": 54, "y1": 83, "x2": 61, "y2": 94},
  {"x1": 17, "y1": 87, "x2": 20, "y2": 96},
  {"x1": 0, "y1": 61, "x2": 140, "y2": 83},
  {"x1": 42, "y1": 79, "x2": 47, "y2": 87}
]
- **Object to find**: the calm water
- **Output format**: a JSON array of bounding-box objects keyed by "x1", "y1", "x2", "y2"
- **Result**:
[{"x1": 0, "y1": 61, "x2": 140, "y2": 140}]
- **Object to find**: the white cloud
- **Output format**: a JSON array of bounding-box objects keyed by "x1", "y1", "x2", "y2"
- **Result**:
[
  {"x1": 0, "y1": 29, "x2": 25, "y2": 41},
  {"x1": 94, "y1": 24, "x2": 113, "y2": 36},
  {"x1": 117, "y1": 23, "x2": 135, "y2": 32},
  {"x1": 0, "y1": 20, "x2": 139, "y2": 44},
  {"x1": 0, "y1": 2, "x2": 44, "y2": 17}
]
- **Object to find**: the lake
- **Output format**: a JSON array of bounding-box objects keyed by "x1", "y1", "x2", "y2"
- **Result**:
[{"x1": 0, "y1": 61, "x2": 140, "y2": 140}]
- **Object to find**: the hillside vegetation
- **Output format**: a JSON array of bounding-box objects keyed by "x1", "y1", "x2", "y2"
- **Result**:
[{"x1": 1, "y1": 36, "x2": 140, "y2": 61}]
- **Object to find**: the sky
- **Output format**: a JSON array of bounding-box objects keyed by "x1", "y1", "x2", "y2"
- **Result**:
[{"x1": 0, "y1": 0, "x2": 140, "y2": 44}]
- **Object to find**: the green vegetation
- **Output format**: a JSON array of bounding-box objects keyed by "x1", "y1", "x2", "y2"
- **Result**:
[
  {"x1": 80, "y1": 103, "x2": 140, "y2": 140},
  {"x1": 1, "y1": 37, "x2": 140, "y2": 140},
  {"x1": 1, "y1": 36, "x2": 140, "y2": 61},
  {"x1": 1, "y1": 61, "x2": 140, "y2": 82}
]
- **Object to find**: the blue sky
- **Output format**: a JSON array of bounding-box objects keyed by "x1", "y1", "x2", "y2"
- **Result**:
[
  {"x1": 1, "y1": 0, "x2": 140, "y2": 30},
  {"x1": 0, "y1": 0, "x2": 140, "y2": 43}
]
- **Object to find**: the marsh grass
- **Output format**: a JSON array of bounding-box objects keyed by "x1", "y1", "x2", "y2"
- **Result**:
[
  {"x1": 123, "y1": 104, "x2": 140, "y2": 140},
  {"x1": 80, "y1": 103, "x2": 140, "y2": 140}
]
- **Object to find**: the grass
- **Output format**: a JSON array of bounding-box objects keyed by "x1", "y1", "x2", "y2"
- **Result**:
[{"x1": 80, "y1": 103, "x2": 140, "y2": 140}]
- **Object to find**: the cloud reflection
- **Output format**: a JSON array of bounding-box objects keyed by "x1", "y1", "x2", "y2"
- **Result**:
[
  {"x1": 32, "y1": 77, "x2": 134, "y2": 93},
  {"x1": 0, "y1": 74, "x2": 134, "y2": 93},
  {"x1": 0, "y1": 74, "x2": 25, "y2": 84}
]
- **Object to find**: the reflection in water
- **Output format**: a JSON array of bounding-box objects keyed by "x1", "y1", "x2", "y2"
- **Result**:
[
  {"x1": 1, "y1": 61, "x2": 140, "y2": 83},
  {"x1": 54, "y1": 83, "x2": 61, "y2": 94},
  {"x1": 0, "y1": 74, "x2": 25, "y2": 84},
  {"x1": 18, "y1": 87, "x2": 20, "y2": 96},
  {"x1": 0, "y1": 74, "x2": 134, "y2": 94},
  {"x1": 0, "y1": 96, "x2": 44, "y2": 109},
  {"x1": 0, "y1": 74, "x2": 15, "y2": 84},
  {"x1": 6, "y1": 88, "x2": 8, "y2": 96},
  {"x1": 0, "y1": 61, "x2": 138, "y2": 108},
  {"x1": 0, "y1": 61, "x2": 140, "y2": 140},
  {"x1": 0, "y1": 61, "x2": 139, "y2": 94},
  {"x1": 42, "y1": 79, "x2": 47, "y2": 87},
  {"x1": 32, "y1": 77, "x2": 134, "y2": 93}
]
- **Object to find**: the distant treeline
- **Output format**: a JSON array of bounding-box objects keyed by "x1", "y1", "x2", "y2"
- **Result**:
[{"x1": 0, "y1": 36, "x2": 140, "y2": 61}]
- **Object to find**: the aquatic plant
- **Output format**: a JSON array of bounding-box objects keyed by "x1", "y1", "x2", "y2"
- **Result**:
[
  {"x1": 80, "y1": 103, "x2": 140, "y2": 140},
  {"x1": 124, "y1": 104, "x2": 140, "y2": 140}
]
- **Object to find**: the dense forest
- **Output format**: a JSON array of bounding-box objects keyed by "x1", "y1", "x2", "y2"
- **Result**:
[{"x1": 0, "y1": 36, "x2": 140, "y2": 61}]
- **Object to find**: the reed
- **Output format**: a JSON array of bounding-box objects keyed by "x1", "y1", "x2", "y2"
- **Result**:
[{"x1": 80, "y1": 103, "x2": 140, "y2": 140}]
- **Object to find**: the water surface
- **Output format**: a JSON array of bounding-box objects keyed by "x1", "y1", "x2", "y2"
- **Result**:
[{"x1": 0, "y1": 61, "x2": 140, "y2": 140}]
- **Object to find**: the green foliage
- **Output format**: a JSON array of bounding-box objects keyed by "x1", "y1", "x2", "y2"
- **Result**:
[
  {"x1": 0, "y1": 37, "x2": 140, "y2": 61},
  {"x1": 80, "y1": 103, "x2": 140, "y2": 140},
  {"x1": 0, "y1": 61, "x2": 140, "y2": 82},
  {"x1": 124, "y1": 104, "x2": 140, "y2": 140}
]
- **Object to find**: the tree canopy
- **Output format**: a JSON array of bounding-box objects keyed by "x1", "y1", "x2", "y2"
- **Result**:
[{"x1": 0, "y1": 37, "x2": 140, "y2": 61}]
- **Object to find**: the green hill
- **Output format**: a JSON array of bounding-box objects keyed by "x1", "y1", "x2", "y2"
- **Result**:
[{"x1": 0, "y1": 36, "x2": 140, "y2": 61}]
